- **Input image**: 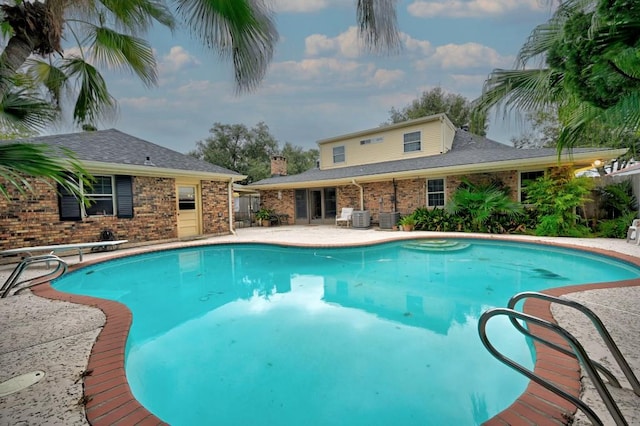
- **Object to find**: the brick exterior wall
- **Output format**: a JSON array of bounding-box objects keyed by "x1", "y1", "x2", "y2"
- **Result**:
[
  {"x1": 201, "y1": 180, "x2": 234, "y2": 234},
  {"x1": 259, "y1": 189, "x2": 295, "y2": 223},
  {"x1": 258, "y1": 170, "x2": 524, "y2": 225},
  {"x1": 0, "y1": 175, "x2": 232, "y2": 250}
]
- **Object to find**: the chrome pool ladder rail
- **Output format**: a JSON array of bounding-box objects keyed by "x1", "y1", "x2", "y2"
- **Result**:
[
  {"x1": 508, "y1": 292, "x2": 640, "y2": 396},
  {"x1": 1, "y1": 254, "x2": 68, "y2": 298},
  {"x1": 478, "y1": 308, "x2": 626, "y2": 426}
]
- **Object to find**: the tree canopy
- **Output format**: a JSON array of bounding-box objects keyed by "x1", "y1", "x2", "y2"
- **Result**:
[
  {"x1": 475, "y1": 0, "x2": 640, "y2": 151},
  {"x1": 189, "y1": 122, "x2": 318, "y2": 183},
  {"x1": 388, "y1": 87, "x2": 487, "y2": 136}
]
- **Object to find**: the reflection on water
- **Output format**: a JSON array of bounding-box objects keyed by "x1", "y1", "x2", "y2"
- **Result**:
[{"x1": 53, "y1": 240, "x2": 640, "y2": 425}]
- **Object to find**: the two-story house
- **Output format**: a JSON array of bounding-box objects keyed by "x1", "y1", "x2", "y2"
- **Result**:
[{"x1": 248, "y1": 114, "x2": 627, "y2": 226}]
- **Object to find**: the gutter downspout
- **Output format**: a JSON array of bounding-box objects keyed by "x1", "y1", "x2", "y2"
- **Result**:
[
  {"x1": 351, "y1": 179, "x2": 364, "y2": 210},
  {"x1": 228, "y1": 179, "x2": 236, "y2": 236}
]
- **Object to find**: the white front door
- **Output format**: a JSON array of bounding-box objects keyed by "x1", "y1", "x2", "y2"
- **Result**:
[{"x1": 177, "y1": 185, "x2": 200, "y2": 238}]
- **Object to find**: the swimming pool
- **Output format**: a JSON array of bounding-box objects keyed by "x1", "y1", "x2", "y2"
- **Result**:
[{"x1": 52, "y1": 239, "x2": 640, "y2": 425}]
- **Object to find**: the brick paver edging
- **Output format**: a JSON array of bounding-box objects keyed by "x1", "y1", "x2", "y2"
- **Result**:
[{"x1": 31, "y1": 240, "x2": 640, "y2": 426}]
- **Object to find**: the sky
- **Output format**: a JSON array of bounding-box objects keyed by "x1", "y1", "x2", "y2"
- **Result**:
[{"x1": 59, "y1": 0, "x2": 558, "y2": 154}]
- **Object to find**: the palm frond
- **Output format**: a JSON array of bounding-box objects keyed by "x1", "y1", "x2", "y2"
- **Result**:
[
  {"x1": 356, "y1": 0, "x2": 401, "y2": 53},
  {"x1": 0, "y1": 89, "x2": 59, "y2": 133},
  {"x1": 0, "y1": 143, "x2": 92, "y2": 201},
  {"x1": 517, "y1": 18, "x2": 566, "y2": 66},
  {"x1": 475, "y1": 68, "x2": 562, "y2": 114},
  {"x1": 24, "y1": 58, "x2": 69, "y2": 106},
  {"x1": 174, "y1": 0, "x2": 278, "y2": 92},
  {"x1": 71, "y1": 0, "x2": 176, "y2": 34},
  {"x1": 89, "y1": 26, "x2": 158, "y2": 87},
  {"x1": 59, "y1": 57, "x2": 117, "y2": 125}
]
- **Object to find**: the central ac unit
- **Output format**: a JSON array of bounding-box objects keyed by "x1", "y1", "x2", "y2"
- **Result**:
[
  {"x1": 379, "y1": 212, "x2": 400, "y2": 229},
  {"x1": 352, "y1": 210, "x2": 371, "y2": 229}
]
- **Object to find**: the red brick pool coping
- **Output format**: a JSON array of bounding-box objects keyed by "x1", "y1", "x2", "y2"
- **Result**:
[{"x1": 30, "y1": 238, "x2": 640, "y2": 426}]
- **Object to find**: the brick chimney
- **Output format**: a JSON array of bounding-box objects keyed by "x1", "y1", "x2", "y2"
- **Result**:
[{"x1": 271, "y1": 155, "x2": 287, "y2": 176}]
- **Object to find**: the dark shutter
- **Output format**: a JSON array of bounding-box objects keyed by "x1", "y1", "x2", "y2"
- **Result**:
[
  {"x1": 116, "y1": 175, "x2": 134, "y2": 218},
  {"x1": 58, "y1": 183, "x2": 82, "y2": 221}
]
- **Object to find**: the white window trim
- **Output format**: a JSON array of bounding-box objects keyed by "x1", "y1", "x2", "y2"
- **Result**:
[
  {"x1": 403, "y1": 131, "x2": 422, "y2": 153},
  {"x1": 83, "y1": 175, "x2": 116, "y2": 217},
  {"x1": 333, "y1": 145, "x2": 345, "y2": 163},
  {"x1": 426, "y1": 177, "x2": 446, "y2": 208}
]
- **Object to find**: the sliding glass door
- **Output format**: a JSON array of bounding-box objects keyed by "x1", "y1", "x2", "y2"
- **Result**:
[{"x1": 294, "y1": 188, "x2": 337, "y2": 224}]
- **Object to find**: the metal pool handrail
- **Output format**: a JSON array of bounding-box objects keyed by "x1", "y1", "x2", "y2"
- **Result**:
[
  {"x1": 508, "y1": 291, "x2": 640, "y2": 396},
  {"x1": 478, "y1": 308, "x2": 626, "y2": 426},
  {"x1": 1, "y1": 254, "x2": 68, "y2": 298}
]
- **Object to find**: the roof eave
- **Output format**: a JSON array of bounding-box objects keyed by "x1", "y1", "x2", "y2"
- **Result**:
[
  {"x1": 81, "y1": 161, "x2": 247, "y2": 181},
  {"x1": 246, "y1": 149, "x2": 627, "y2": 190},
  {"x1": 316, "y1": 113, "x2": 448, "y2": 145}
]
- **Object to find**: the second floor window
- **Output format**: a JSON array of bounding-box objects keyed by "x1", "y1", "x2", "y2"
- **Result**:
[
  {"x1": 404, "y1": 131, "x2": 421, "y2": 152},
  {"x1": 333, "y1": 146, "x2": 345, "y2": 163}
]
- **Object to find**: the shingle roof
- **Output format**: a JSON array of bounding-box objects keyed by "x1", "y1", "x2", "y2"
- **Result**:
[
  {"x1": 4, "y1": 128, "x2": 242, "y2": 176},
  {"x1": 250, "y1": 129, "x2": 618, "y2": 186}
]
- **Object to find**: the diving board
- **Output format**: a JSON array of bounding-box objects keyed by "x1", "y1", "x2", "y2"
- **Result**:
[{"x1": 0, "y1": 240, "x2": 128, "y2": 263}]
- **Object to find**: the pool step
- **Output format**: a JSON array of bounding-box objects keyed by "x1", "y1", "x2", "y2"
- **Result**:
[{"x1": 402, "y1": 240, "x2": 471, "y2": 252}]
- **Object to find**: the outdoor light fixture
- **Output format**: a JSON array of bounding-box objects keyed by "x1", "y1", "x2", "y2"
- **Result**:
[{"x1": 593, "y1": 159, "x2": 603, "y2": 167}]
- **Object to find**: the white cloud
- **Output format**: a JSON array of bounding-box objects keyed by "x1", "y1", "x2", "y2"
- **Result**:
[
  {"x1": 369, "y1": 69, "x2": 405, "y2": 87},
  {"x1": 401, "y1": 33, "x2": 433, "y2": 56},
  {"x1": 159, "y1": 46, "x2": 200, "y2": 75},
  {"x1": 306, "y1": 29, "x2": 433, "y2": 59},
  {"x1": 449, "y1": 73, "x2": 488, "y2": 89},
  {"x1": 120, "y1": 97, "x2": 169, "y2": 109},
  {"x1": 272, "y1": 0, "x2": 331, "y2": 13},
  {"x1": 271, "y1": 58, "x2": 364, "y2": 81},
  {"x1": 305, "y1": 27, "x2": 362, "y2": 58},
  {"x1": 415, "y1": 42, "x2": 511, "y2": 70},
  {"x1": 408, "y1": 0, "x2": 548, "y2": 18},
  {"x1": 174, "y1": 79, "x2": 219, "y2": 95}
]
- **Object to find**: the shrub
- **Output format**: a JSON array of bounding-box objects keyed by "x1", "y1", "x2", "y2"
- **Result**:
[
  {"x1": 524, "y1": 168, "x2": 593, "y2": 237},
  {"x1": 413, "y1": 207, "x2": 461, "y2": 231},
  {"x1": 598, "y1": 211, "x2": 637, "y2": 238},
  {"x1": 446, "y1": 178, "x2": 523, "y2": 233}
]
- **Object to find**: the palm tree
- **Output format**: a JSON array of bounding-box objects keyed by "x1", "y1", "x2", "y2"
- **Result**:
[
  {"x1": 446, "y1": 179, "x2": 522, "y2": 232},
  {"x1": 0, "y1": 0, "x2": 399, "y2": 133},
  {"x1": 0, "y1": 0, "x2": 399, "y2": 200},
  {"x1": 475, "y1": 0, "x2": 640, "y2": 151}
]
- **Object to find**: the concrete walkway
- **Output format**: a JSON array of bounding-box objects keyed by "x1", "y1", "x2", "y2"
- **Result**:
[{"x1": 0, "y1": 226, "x2": 638, "y2": 425}]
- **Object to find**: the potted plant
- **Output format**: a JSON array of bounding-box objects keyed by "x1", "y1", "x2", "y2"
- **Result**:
[
  {"x1": 255, "y1": 208, "x2": 273, "y2": 226},
  {"x1": 398, "y1": 214, "x2": 416, "y2": 231}
]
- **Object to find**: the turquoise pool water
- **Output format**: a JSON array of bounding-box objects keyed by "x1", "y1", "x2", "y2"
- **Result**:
[{"x1": 53, "y1": 239, "x2": 640, "y2": 425}]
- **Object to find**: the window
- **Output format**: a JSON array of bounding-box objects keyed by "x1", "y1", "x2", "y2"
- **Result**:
[
  {"x1": 427, "y1": 178, "x2": 445, "y2": 207},
  {"x1": 360, "y1": 136, "x2": 383, "y2": 145},
  {"x1": 85, "y1": 176, "x2": 114, "y2": 216},
  {"x1": 520, "y1": 171, "x2": 545, "y2": 202},
  {"x1": 333, "y1": 146, "x2": 345, "y2": 163},
  {"x1": 404, "y1": 131, "x2": 421, "y2": 152},
  {"x1": 178, "y1": 186, "x2": 196, "y2": 210},
  {"x1": 59, "y1": 175, "x2": 134, "y2": 220}
]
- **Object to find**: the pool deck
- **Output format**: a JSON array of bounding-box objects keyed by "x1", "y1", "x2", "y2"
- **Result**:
[{"x1": 1, "y1": 226, "x2": 639, "y2": 425}]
